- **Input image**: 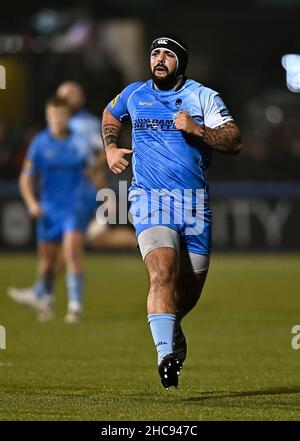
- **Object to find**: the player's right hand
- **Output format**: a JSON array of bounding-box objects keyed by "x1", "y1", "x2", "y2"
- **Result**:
[
  {"x1": 28, "y1": 201, "x2": 43, "y2": 218},
  {"x1": 106, "y1": 145, "x2": 133, "y2": 174}
]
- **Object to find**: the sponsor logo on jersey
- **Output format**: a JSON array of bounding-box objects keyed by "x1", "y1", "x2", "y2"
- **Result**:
[
  {"x1": 139, "y1": 101, "x2": 153, "y2": 106},
  {"x1": 134, "y1": 118, "x2": 176, "y2": 131},
  {"x1": 111, "y1": 94, "x2": 120, "y2": 108}
]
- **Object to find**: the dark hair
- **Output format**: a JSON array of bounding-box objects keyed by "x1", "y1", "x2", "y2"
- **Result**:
[{"x1": 45, "y1": 96, "x2": 70, "y2": 110}]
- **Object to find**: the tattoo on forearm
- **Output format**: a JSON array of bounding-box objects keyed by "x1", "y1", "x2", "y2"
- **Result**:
[
  {"x1": 201, "y1": 121, "x2": 242, "y2": 153},
  {"x1": 102, "y1": 124, "x2": 120, "y2": 148}
]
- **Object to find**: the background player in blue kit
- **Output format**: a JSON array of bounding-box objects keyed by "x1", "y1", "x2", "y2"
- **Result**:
[
  {"x1": 102, "y1": 34, "x2": 242, "y2": 389},
  {"x1": 57, "y1": 82, "x2": 136, "y2": 249},
  {"x1": 8, "y1": 83, "x2": 106, "y2": 317},
  {"x1": 18, "y1": 96, "x2": 98, "y2": 322},
  {"x1": 57, "y1": 81, "x2": 104, "y2": 168},
  {"x1": 8, "y1": 82, "x2": 136, "y2": 314}
]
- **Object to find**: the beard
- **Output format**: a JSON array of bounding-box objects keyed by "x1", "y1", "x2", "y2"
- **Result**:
[{"x1": 151, "y1": 65, "x2": 178, "y2": 90}]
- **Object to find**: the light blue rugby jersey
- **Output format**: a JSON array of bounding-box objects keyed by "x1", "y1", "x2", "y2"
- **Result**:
[
  {"x1": 108, "y1": 79, "x2": 233, "y2": 198},
  {"x1": 23, "y1": 128, "x2": 92, "y2": 213},
  {"x1": 69, "y1": 108, "x2": 102, "y2": 165}
]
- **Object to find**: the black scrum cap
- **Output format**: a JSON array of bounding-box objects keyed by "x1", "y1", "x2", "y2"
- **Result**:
[{"x1": 150, "y1": 34, "x2": 188, "y2": 76}]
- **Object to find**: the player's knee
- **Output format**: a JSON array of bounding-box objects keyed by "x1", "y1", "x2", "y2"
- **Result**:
[
  {"x1": 65, "y1": 251, "x2": 79, "y2": 267},
  {"x1": 149, "y1": 266, "x2": 176, "y2": 290},
  {"x1": 64, "y1": 244, "x2": 80, "y2": 266}
]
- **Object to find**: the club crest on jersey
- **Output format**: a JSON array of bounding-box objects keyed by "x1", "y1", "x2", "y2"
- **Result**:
[
  {"x1": 175, "y1": 99, "x2": 182, "y2": 107},
  {"x1": 111, "y1": 94, "x2": 120, "y2": 108},
  {"x1": 157, "y1": 39, "x2": 168, "y2": 44}
]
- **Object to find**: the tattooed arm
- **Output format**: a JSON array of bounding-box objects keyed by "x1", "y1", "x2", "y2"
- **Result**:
[
  {"x1": 102, "y1": 107, "x2": 132, "y2": 174},
  {"x1": 174, "y1": 111, "x2": 242, "y2": 155},
  {"x1": 198, "y1": 121, "x2": 242, "y2": 154}
]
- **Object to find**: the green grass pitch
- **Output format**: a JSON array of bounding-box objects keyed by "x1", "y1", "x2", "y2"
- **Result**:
[{"x1": 0, "y1": 253, "x2": 300, "y2": 421}]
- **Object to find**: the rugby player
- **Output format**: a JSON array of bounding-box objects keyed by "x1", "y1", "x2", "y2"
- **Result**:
[
  {"x1": 18, "y1": 97, "x2": 98, "y2": 322},
  {"x1": 8, "y1": 82, "x2": 136, "y2": 315},
  {"x1": 102, "y1": 34, "x2": 242, "y2": 389},
  {"x1": 8, "y1": 83, "x2": 105, "y2": 320},
  {"x1": 56, "y1": 82, "x2": 136, "y2": 248}
]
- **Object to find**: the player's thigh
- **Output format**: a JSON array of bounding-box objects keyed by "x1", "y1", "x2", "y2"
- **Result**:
[
  {"x1": 139, "y1": 226, "x2": 180, "y2": 285},
  {"x1": 62, "y1": 204, "x2": 92, "y2": 259},
  {"x1": 138, "y1": 225, "x2": 180, "y2": 260},
  {"x1": 63, "y1": 230, "x2": 85, "y2": 253},
  {"x1": 62, "y1": 230, "x2": 85, "y2": 262},
  {"x1": 178, "y1": 210, "x2": 211, "y2": 292},
  {"x1": 37, "y1": 213, "x2": 63, "y2": 243},
  {"x1": 177, "y1": 238, "x2": 210, "y2": 297},
  {"x1": 145, "y1": 247, "x2": 179, "y2": 288},
  {"x1": 68, "y1": 184, "x2": 97, "y2": 236},
  {"x1": 176, "y1": 265, "x2": 208, "y2": 299}
]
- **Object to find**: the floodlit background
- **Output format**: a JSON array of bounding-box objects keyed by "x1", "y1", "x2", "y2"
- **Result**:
[
  {"x1": 1, "y1": 0, "x2": 300, "y2": 250},
  {"x1": 0, "y1": 0, "x2": 300, "y2": 421}
]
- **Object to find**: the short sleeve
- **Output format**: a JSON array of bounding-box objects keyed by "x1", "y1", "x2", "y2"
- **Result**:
[
  {"x1": 107, "y1": 82, "x2": 144, "y2": 122},
  {"x1": 21, "y1": 136, "x2": 40, "y2": 175},
  {"x1": 200, "y1": 88, "x2": 233, "y2": 129}
]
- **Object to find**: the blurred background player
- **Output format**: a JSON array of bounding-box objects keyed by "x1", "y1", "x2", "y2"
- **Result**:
[
  {"x1": 8, "y1": 82, "x2": 136, "y2": 316},
  {"x1": 57, "y1": 81, "x2": 105, "y2": 173},
  {"x1": 13, "y1": 96, "x2": 99, "y2": 322},
  {"x1": 56, "y1": 81, "x2": 109, "y2": 245},
  {"x1": 57, "y1": 82, "x2": 136, "y2": 249},
  {"x1": 8, "y1": 81, "x2": 104, "y2": 315}
]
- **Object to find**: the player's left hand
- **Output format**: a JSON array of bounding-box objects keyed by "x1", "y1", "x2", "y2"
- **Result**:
[{"x1": 174, "y1": 110, "x2": 201, "y2": 136}]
